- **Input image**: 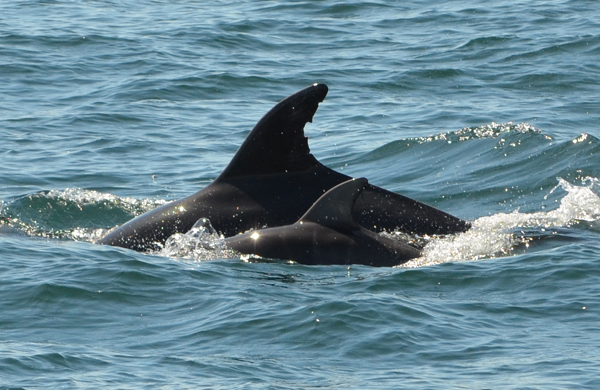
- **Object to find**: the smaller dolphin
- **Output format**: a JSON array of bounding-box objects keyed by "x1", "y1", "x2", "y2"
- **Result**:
[{"x1": 225, "y1": 178, "x2": 422, "y2": 267}]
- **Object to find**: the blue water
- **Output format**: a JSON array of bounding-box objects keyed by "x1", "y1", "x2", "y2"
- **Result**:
[{"x1": 2, "y1": 0, "x2": 600, "y2": 388}]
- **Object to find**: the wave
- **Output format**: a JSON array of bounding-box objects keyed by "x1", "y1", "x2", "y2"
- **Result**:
[
  {"x1": 3, "y1": 124, "x2": 600, "y2": 268},
  {"x1": 0, "y1": 188, "x2": 167, "y2": 242}
]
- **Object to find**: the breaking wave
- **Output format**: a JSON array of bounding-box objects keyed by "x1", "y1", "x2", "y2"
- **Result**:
[{"x1": 0, "y1": 188, "x2": 168, "y2": 242}]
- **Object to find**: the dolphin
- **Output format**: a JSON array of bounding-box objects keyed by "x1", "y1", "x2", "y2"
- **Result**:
[
  {"x1": 97, "y1": 83, "x2": 470, "y2": 251},
  {"x1": 225, "y1": 178, "x2": 421, "y2": 266}
]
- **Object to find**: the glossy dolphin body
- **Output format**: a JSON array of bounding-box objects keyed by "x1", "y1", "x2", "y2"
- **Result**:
[
  {"x1": 225, "y1": 178, "x2": 421, "y2": 267},
  {"x1": 97, "y1": 84, "x2": 469, "y2": 251}
]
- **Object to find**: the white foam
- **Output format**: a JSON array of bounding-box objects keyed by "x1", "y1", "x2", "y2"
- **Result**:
[{"x1": 401, "y1": 177, "x2": 600, "y2": 268}]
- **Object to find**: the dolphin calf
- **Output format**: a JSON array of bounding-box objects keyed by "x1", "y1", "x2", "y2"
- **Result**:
[
  {"x1": 97, "y1": 83, "x2": 470, "y2": 251},
  {"x1": 225, "y1": 178, "x2": 421, "y2": 267}
]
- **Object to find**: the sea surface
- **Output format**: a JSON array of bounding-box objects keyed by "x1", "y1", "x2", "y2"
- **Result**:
[{"x1": 2, "y1": 0, "x2": 600, "y2": 388}]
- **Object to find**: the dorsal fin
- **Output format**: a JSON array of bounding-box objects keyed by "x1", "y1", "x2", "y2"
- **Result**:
[
  {"x1": 299, "y1": 178, "x2": 368, "y2": 229},
  {"x1": 217, "y1": 83, "x2": 328, "y2": 179}
]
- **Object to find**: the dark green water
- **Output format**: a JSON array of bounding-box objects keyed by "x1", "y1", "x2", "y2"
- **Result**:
[{"x1": 2, "y1": 1, "x2": 600, "y2": 388}]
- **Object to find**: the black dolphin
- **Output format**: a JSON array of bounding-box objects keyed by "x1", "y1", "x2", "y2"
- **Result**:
[
  {"x1": 225, "y1": 178, "x2": 421, "y2": 267},
  {"x1": 97, "y1": 84, "x2": 470, "y2": 251}
]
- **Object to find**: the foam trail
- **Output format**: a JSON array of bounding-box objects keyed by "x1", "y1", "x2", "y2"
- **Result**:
[{"x1": 402, "y1": 178, "x2": 600, "y2": 268}]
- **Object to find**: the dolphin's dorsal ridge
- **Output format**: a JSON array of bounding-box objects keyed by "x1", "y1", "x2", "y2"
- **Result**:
[
  {"x1": 300, "y1": 178, "x2": 368, "y2": 229},
  {"x1": 218, "y1": 83, "x2": 329, "y2": 179}
]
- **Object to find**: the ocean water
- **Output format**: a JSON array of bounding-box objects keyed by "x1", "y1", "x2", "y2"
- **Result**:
[{"x1": 2, "y1": 0, "x2": 600, "y2": 388}]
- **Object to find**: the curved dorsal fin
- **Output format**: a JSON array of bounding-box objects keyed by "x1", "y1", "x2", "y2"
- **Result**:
[
  {"x1": 218, "y1": 83, "x2": 328, "y2": 179},
  {"x1": 300, "y1": 178, "x2": 368, "y2": 229}
]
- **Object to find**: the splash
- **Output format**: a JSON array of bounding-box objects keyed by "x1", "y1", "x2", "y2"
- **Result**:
[
  {"x1": 401, "y1": 177, "x2": 600, "y2": 268},
  {"x1": 158, "y1": 218, "x2": 239, "y2": 261}
]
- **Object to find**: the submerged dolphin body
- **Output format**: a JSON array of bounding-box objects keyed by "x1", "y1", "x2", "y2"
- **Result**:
[
  {"x1": 225, "y1": 178, "x2": 421, "y2": 267},
  {"x1": 97, "y1": 84, "x2": 470, "y2": 251}
]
